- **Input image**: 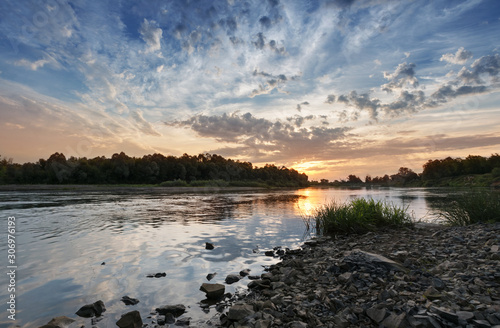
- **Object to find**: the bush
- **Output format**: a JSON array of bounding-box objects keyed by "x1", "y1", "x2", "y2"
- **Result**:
[
  {"x1": 304, "y1": 198, "x2": 413, "y2": 235},
  {"x1": 492, "y1": 167, "x2": 500, "y2": 178},
  {"x1": 439, "y1": 189, "x2": 500, "y2": 226}
]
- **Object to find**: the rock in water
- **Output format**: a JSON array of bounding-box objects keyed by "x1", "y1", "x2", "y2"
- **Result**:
[
  {"x1": 116, "y1": 310, "x2": 143, "y2": 328},
  {"x1": 155, "y1": 304, "x2": 186, "y2": 317},
  {"x1": 206, "y1": 272, "x2": 217, "y2": 281},
  {"x1": 225, "y1": 274, "x2": 240, "y2": 284},
  {"x1": 239, "y1": 269, "x2": 251, "y2": 276},
  {"x1": 75, "y1": 300, "x2": 106, "y2": 317},
  {"x1": 38, "y1": 316, "x2": 75, "y2": 328},
  {"x1": 121, "y1": 296, "x2": 140, "y2": 305},
  {"x1": 200, "y1": 283, "x2": 225, "y2": 299},
  {"x1": 205, "y1": 242, "x2": 215, "y2": 250}
]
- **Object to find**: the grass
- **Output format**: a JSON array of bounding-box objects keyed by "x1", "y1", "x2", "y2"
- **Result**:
[
  {"x1": 439, "y1": 189, "x2": 500, "y2": 226},
  {"x1": 304, "y1": 198, "x2": 414, "y2": 235}
]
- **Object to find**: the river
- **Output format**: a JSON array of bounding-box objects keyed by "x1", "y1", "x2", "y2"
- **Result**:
[{"x1": 0, "y1": 186, "x2": 454, "y2": 327}]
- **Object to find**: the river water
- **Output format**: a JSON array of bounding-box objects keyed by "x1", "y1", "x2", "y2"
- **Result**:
[{"x1": 0, "y1": 186, "x2": 453, "y2": 327}]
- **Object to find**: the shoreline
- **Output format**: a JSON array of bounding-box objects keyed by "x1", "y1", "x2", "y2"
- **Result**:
[
  {"x1": 0, "y1": 184, "x2": 270, "y2": 193},
  {"x1": 216, "y1": 223, "x2": 500, "y2": 328}
]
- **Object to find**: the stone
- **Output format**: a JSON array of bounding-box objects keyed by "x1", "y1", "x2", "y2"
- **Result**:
[
  {"x1": 345, "y1": 249, "x2": 407, "y2": 272},
  {"x1": 423, "y1": 286, "x2": 442, "y2": 300},
  {"x1": 366, "y1": 306, "x2": 387, "y2": 323},
  {"x1": 200, "y1": 283, "x2": 225, "y2": 299},
  {"x1": 164, "y1": 313, "x2": 176, "y2": 324},
  {"x1": 288, "y1": 321, "x2": 307, "y2": 328},
  {"x1": 472, "y1": 319, "x2": 493, "y2": 328},
  {"x1": 431, "y1": 306, "x2": 459, "y2": 324},
  {"x1": 381, "y1": 312, "x2": 407, "y2": 328},
  {"x1": 225, "y1": 274, "x2": 241, "y2": 284},
  {"x1": 255, "y1": 319, "x2": 271, "y2": 328},
  {"x1": 227, "y1": 304, "x2": 254, "y2": 321},
  {"x1": 147, "y1": 272, "x2": 166, "y2": 278},
  {"x1": 205, "y1": 242, "x2": 215, "y2": 250},
  {"x1": 456, "y1": 311, "x2": 474, "y2": 322},
  {"x1": 431, "y1": 277, "x2": 445, "y2": 290},
  {"x1": 116, "y1": 310, "x2": 143, "y2": 328},
  {"x1": 175, "y1": 317, "x2": 191, "y2": 326},
  {"x1": 38, "y1": 316, "x2": 75, "y2": 328},
  {"x1": 121, "y1": 296, "x2": 139, "y2": 305},
  {"x1": 155, "y1": 304, "x2": 186, "y2": 317},
  {"x1": 240, "y1": 269, "x2": 251, "y2": 276},
  {"x1": 75, "y1": 300, "x2": 106, "y2": 317},
  {"x1": 206, "y1": 272, "x2": 217, "y2": 281},
  {"x1": 338, "y1": 272, "x2": 352, "y2": 283}
]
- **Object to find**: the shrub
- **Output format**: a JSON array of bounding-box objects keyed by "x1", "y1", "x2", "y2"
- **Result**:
[
  {"x1": 304, "y1": 198, "x2": 413, "y2": 235},
  {"x1": 439, "y1": 189, "x2": 500, "y2": 226}
]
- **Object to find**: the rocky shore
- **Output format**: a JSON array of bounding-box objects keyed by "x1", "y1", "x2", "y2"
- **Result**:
[
  {"x1": 217, "y1": 223, "x2": 500, "y2": 328},
  {"x1": 38, "y1": 223, "x2": 500, "y2": 328}
]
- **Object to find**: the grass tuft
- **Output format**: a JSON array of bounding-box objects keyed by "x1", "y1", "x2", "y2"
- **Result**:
[
  {"x1": 304, "y1": 198, "x2": 414, "y2": 235},
  {"x1": 439, "y1": 189, "x2": 500, "y2": 226}
]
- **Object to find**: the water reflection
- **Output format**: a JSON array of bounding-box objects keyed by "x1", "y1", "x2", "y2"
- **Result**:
[{"x1": 0, "y1": 187, "x2": 456, "y2": 327}]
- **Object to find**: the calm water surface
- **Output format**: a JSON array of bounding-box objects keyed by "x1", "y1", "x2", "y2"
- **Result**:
[{"x1": 0, "y1": 187, "x2": 451, "y2": 327}]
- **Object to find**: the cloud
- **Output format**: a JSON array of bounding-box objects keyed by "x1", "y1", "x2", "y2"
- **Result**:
[
  {"x1": 250, "y1": 70, "x2": 299, "y2": 97},
  {"x1": 296, "y1": 101, "x2": 310, "y2": 112},
  {"x1": 15, "y1": 58, "x2": 51, "y2": 71},
  {"x1": 325, "y1": 94, "x2": 336, "y2": 104},
  {"x1": 456, "y1": 54, "x2": 500, "y2": 84},
  {"x1": 252, "y1": 32, "x2": 266, "y2": 50},
  {"x1": 440, "y1": 47, "x2": 473, "y2": 65},
  {"x1": 168, "y1": 112, "x2": 352, "y2": 161},
  {"x1": 335, "y1": 91, "x2": 381, "y2": 121},
  {"x1": 130, "y1": 110, "x2": 161, "y2": 137},
  {"x1": 330, "y1": 53, "x2": 500, "y2": 122},
  {"x1": 139, "y1": 19, "x2": 163, "y2": 53},
  {"x1": 287, "y1": 114, "x2": 314, "y2": 127},
  {"x1": 259, "y1": 16, "x2": 272, "y2": 29},
  {"x1": 382, "y1": 62, "x2": 418, "y2": 93}
]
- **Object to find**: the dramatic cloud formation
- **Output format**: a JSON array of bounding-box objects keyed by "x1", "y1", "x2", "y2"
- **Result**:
[
  {"x1": 170, "y1": 112, "x2": 351, "y2": 161},
  {"x1": 382, "y1": 62, "x2": 419, "y2": 93},
  {"x1": 440, "y1": 47, "x2": 473, "y2": 65}
]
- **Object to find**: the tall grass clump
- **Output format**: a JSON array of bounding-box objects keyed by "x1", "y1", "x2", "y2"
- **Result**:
[
  {"x1": 439, "y1": 189, "x2": 500, "y2": 226},
  {"x1": 305, "y1": 198, "x2": 413, "y2": 235}
]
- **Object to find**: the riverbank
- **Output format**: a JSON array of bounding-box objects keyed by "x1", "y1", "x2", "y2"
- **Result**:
[
  {"x1": 0, "y1": 184, "x2": 267, "y2": 193},
  {"x1": 217, "y1": 223, "x2": 500, "y2": 328}
]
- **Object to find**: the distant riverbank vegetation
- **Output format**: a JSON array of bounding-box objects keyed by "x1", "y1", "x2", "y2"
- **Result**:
[
  {"x1": 311, "y1": 154, "x2": 500, "y2": 188},
  {"x1": 0, "y1": 152, "x2": 308, "y2": 187}
]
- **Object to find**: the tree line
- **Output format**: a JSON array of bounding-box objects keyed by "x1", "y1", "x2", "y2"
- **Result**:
[
  {"x1": 313, "y1": 153, "x2": 500, "y2": 186},
  {"x1": 0, "y1": 152, "x2": 309, "y2": 187}
]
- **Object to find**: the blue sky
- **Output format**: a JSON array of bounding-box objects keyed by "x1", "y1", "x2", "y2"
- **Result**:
[{"x1": 0, "y1": 0, "x2": 499, "y2": 180}]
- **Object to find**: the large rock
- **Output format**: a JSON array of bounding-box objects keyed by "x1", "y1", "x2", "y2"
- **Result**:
[
  {"x1": 155, "y1": 304, "x2": 186, "y2": 317},
  {"x1": 345, "y1": 249, "x2": 407, "y2": 272},
  {"x1": 227, "y1": 303, "x2": 254, "y2": 321},
  {"x1": 75, "y1": 300, "x2": 106, "y2": 317},
  {"x1": 200, "y1": 283, "x2": 225, "y2": 299},
  {"x1": 38, "y1": 316, "x2": 75, "y2": 328},
  {"x1": 116, "y1": 310, "x2": 143, "y2": 328}
]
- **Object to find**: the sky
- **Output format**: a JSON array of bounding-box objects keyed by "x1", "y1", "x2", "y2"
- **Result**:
[{"x1": 0, "y1": 0, "x2": 499, "y2": 181}]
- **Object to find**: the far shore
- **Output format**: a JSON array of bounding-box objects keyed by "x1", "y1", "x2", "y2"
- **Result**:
[{"x1": 0, "y1": 184, "x2": 271, "y2": 193}]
